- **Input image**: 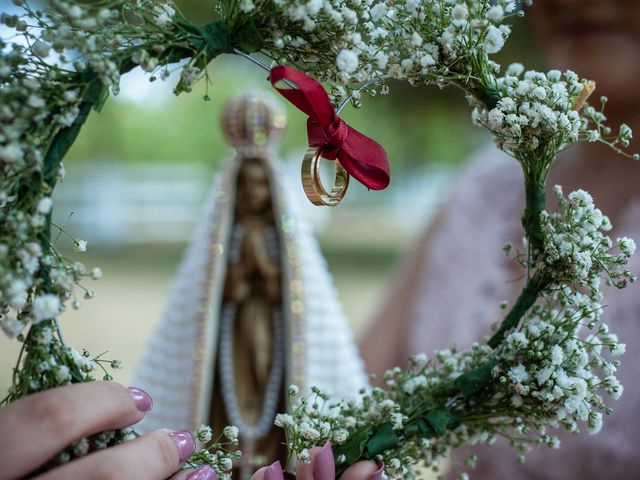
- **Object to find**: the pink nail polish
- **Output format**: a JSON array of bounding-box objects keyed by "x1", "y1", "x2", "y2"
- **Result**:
[
  {"x1": 128, "y1": 387, "x2": 153, "y2": 412},
  {"x1": 187, "y1": 465, "x2": 217, "y2": 480},
  {"x1": 368, "y1": 463, "x2": 384, "y2": 480},
  {"x1": 313, "y1": 442, "x2": 335, "y2": 480},
  {"x1": 265, "y1": 461, "x2": 284, "y2": 480},
  {"x1": 169, "y1": 430, "x2": 196, "y2": 462}
]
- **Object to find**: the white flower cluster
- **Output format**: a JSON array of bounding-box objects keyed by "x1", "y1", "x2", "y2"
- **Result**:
[
  {"x1": 188, "y1": 424, "x2": 241, "y2": 479},
  {"x1": 275, "y1": 385, "x2": 368, "y2": 460},
  {"x1": 471, "y1": 66, "x2": 640, "y2": 165},
  {"x1": 381, "y1": 0, "x2": 516, "y2": 83},
  {"x1": 540, "y1": 186, "x2": 636, "y2": 288},
  {"x1": 499, "y1": 295, "x2": 623, "y2": 437},
  {"x1": 473, "y1": 67, "x2": 585, "y2": 160},
  {"x1": 253, "y1": 0, "x2": 517, "y2": 102}
]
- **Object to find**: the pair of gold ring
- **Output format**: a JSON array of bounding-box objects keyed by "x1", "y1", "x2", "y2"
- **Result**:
[{"x1": 301, "y1": 146, "x2": 349, "y2": 206}]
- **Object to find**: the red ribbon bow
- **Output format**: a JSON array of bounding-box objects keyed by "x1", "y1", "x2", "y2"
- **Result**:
[{"x1": 269, "y1": 65, "x2": 390, "y2": 191}]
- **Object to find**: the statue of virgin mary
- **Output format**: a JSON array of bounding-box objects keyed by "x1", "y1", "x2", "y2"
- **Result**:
[{"x1": 134, "y1": 91, "x2": 368, "y2": 477}]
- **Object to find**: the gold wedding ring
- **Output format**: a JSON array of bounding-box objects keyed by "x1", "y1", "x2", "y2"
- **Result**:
[{"x1": 301, "y1": 146, "x2": 349, "y2": 206}]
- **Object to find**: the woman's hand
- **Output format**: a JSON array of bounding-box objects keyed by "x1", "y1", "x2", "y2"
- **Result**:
[
  {"x1": 0, "y1": 381, "x2": 214, "y2": 480},
  {"x1": 251, "y1": 442, "x2": 383, "y2": 480}
]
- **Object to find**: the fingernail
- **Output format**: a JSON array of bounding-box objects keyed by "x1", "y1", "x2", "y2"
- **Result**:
[
  {"x1": 128, "y1": 387, "x2": 153, "y2": 412},
  {"x1": 265, "y1": 461, "x2": 284, "y2": 480},
  {"x1": 313, "y1": 442, "x2": 335, "y2": 480},
  {"x1": 187, "y1": 465, "x2": 217, "y2": 480},
  {"x1": 368, "y1": 463, "x2": 384, "y2": 480},
  {"x1": 169, "y1": 430, "x2": 196, "y2": 462}
]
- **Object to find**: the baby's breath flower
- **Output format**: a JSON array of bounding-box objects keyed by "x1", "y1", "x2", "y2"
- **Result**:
[
  {"x1": 483, "y1": 26, "x2": 505, "y2": 54},
  {"x1": 110, "y1": 359, "x2": 123, "y2": 370},
  {"x1": 391, "y1": 412, "x2": 404, "y2": 430},
  {"x1": 486, "y1": 6, "x2": 504, "y2": 22},
  {"x1": 298, "y1": 449, "x2": 310, "y2": 463},
  {"x1": 336, "y1": 49, "x2": 359, "y2": 74},
  {"x1": 239, "y1": 0, "x2": 255, "y2": 13},
  {"x1": 223, "y1": 425, "x2": 239, "y2": 441},
  {"x1": 587, "y1": 412, "x2": 603, "y2": 435},
  {"x1": 73, "y1": 239, "x2": 88, "y2": 252},
  {"x1": 196, "y1": 425, "x2": 213, "y2": 443},
  {"x1": 32, "y1": 294, "x2": 61, "y2": 323},
  {"x1": 91, "y1": 267, "x2": 103, "y2": 280},
  {"x1": 55, "y1": 365, "x2": 71, "y2": 383},
  {"x1": 1, "y1": 317, "x2": 24, "y2": 339},
  {"x1": 37, "y1": 197, "x2": 53, "y2": 214},
  {"x1": 410, "y1": 353, "x2": 428, "y2": 368},
  {"x1": 550, "y1": 345, "x2": 564, "y2": 366},
  {"x1": 288, "y1": 384, "x2": 300, "y2": 396}
]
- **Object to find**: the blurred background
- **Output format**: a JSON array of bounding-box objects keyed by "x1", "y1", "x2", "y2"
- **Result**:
[{"x1": 0, "y1": 1, "x2": 535, "y2": 391}]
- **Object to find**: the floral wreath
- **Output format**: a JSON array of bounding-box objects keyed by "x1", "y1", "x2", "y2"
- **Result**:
[{"x1": 1, "y1": 0, "x2": 638, "y2": 478}]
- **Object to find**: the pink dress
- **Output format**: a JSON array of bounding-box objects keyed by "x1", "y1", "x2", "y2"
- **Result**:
[{"x1": 406, "y1": 150, "x2": 640, "y2": 478}]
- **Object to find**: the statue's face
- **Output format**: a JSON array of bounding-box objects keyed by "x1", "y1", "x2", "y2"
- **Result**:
[
  {"x1": 529, "y1": 0, "x2": 640, "y2": 110},
  {"x1": 237, "y1": 159, "x2": 271, "y2": 214}
]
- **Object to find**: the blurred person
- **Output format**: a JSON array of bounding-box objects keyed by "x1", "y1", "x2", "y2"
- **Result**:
[{"x1": 362, "y1": 0, "x2": 640, "y2": 477}]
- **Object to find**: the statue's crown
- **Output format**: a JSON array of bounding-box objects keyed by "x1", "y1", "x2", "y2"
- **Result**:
[{"x1": 222, "y1": 90, "x2": 286, "y2": 149}]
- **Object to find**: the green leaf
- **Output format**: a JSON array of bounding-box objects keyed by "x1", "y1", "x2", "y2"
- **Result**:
[
  {"x1": 174, "y1": 17, "x2": 262, "y2": 57},
  {"x1": 91, "y1": 84, "x2": 110, "y2": 113},
  {"x1": 366, "y1": 423, "x2": 398, "y2": 456},
  {"x1": 454, "y1": 360, "x2": 497, "y2": 398},
  {"x1": 476, "y1": 85, "x2": 501, "y2": 110},
  {"x1": 198, "y1": 20, "x2": 231, "y2": 57},
  {"x1": 173, "y1": 14, "x2": 202, "y2": 36},
  {"x1": 43, "y1": 78, "x2": 106, "y2": 186},
  {"x1": 404, "y1": 421, "x2": 421, "y2": 437},
  {"x1": 175, "y1": 16, "x2": 231, "y2": 58},
  {"x1": 232, "y1": 21, "x2": 264, "y2": 53},
  {"x1": 340, "y1": 429, "x2": 371, "y2": 465},
  {"x1": 429, "y1": 381, "x2": 458, "y2": 402},
  {"x1": 173, "y1": 15, "x2": 205, "y2": 48},
  {"x1": 425, "y1": 408, "x2": 456, "y2": 437},
  {"x1": 415, "y1": 418, "x2": 436, "y2": 437}
]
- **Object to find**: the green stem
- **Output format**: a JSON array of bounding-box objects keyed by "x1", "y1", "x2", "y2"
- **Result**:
[
  {"x1": 487, "y1": 271, "x2": 550, "y2": 348},
  {"x1": 521, "y1": 179, "x2": 546, "y2": 254},
  {"x1": 485, "y1": 175, "x2": 549, "y2": 349}
]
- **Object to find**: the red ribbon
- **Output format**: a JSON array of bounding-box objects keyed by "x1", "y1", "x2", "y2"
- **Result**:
[{"x1": 269, "y1": 65, "x2": 390, "y2": 191}]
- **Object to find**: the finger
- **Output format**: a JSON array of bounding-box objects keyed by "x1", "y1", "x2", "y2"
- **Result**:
[
  {"x1": 170, "y1": 464, "x2": 217, "y2": 480},
  {"x1": 251, "y1": 465, "x2": 270, "y2": 480},
  {"x1": 341, "y1": 461, "x2": 383, "y2": 480},
  {"x1": 297, "y1": 442, "x2": 334, "y2": 480},
  {"x1": 0, "y1": 381, "x2": 152, "y2": 479},
  {"x1": 36, "y1": 429, "x2": 195, "y2": 480},
  {"x1": 252, "y1": 461, "x2": 285, "y2": 480}
]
